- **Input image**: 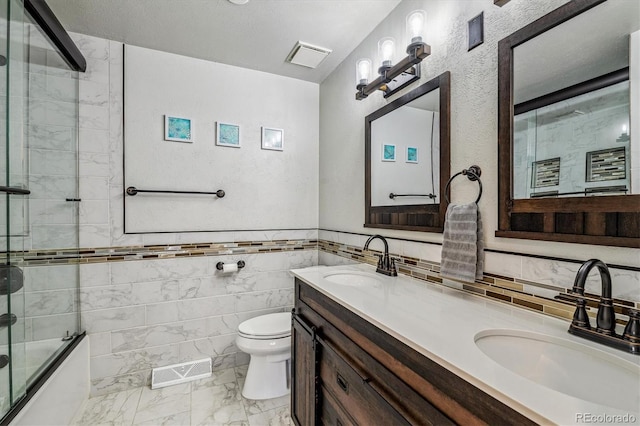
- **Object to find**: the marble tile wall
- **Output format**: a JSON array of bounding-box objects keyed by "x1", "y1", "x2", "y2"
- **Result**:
[
  {"x1": 80, "y1": 247, "x2": 316, "y2": 396},
  {"x1": 318, "y1": 230, "x2": 640, "y2": 320}
]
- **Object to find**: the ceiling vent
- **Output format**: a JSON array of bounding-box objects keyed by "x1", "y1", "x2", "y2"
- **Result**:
[{"x1": 286, "y1": 41, "x2": 332, "y2": 69}]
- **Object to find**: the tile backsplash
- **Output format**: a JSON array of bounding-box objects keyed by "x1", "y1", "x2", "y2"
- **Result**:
[{"x1": 318, "y1": 230, "x2": 640, "y2": 324}]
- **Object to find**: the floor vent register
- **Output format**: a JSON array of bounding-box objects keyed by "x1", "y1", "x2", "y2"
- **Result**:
[{"x1": 151, "y1": 358, "x2": 212, "y2": 389}]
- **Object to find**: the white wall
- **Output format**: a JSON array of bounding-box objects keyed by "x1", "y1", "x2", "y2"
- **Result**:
[
  {"x1": 123, "y1": 45, "x2": 319, "y2": 233},
  {"x1": 319, "y1": 0, "x2": 638, "y2": 267},
  {"x1": 68, "y1": 34, "x2": 319, "y2": 249}
]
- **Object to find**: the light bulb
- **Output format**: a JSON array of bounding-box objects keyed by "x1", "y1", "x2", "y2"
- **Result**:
[
  {"x1": 406, "y1": 10, "x2": 426, "y2": 45},
  {"x1": 622, "y1": 124, "x2": 628, "y2": 133},
  {"x1": 356, "y1": 58, "x2": 372, "y2": 86},
  {"x1": 378, "y1": 37, "x2": 395, "y2": 68}
]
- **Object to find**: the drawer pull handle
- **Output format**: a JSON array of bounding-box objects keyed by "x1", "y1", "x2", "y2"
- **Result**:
[{"x1": 336, "y1": 373, "x2": 349, "y2": 394}]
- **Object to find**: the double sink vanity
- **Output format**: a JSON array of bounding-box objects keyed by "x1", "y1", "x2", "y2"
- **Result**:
[{"x1": 290, "y1": 264, "x2": 640, "y2": 425}]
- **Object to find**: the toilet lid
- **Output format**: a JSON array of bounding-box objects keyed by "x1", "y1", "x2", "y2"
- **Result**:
[{"x1": 238, "y1": 312, "x2": 291, "y2": 338}]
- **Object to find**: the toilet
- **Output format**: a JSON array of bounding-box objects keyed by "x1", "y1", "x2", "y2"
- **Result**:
[{"x1": 235, "y1": 312, "x2": 292, "y2": 400}]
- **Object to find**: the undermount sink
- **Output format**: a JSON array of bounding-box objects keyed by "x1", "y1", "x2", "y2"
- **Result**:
[
  {"x1": 475, "y1": 329, "x2": 640, "y2": 412},
  {"x1": 323, "y1": 271, "x2": 382, "y2": 287}
]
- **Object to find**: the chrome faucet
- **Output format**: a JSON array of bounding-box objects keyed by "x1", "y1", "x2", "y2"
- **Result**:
[
  {"x1": 363, "y1": 235, "x2": 397, "y2": 277},
  {"x1": 569, "y1": 259, "x2": 640, "y2": 354}
]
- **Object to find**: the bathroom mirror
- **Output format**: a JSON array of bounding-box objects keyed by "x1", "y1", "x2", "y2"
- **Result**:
[
  {"x1": 365, "y1": 72, "x2": 450, "y2": 232},
  {"x1": 497, "y1": 0, "x2": 640, "y2": 247}
]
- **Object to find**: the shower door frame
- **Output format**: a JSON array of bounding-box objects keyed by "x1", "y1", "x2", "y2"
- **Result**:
[{"x1": 0, "y1": 0, "x2": 86, "y2": 424}]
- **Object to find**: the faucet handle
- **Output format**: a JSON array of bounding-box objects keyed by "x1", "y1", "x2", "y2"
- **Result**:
[
  {"x1": 572, "y1": 298, "x2": 591, "y2": 329},
  {"x1": 623, "y1": 309, "x2": 640, "y2": 343},
  {"x1": 389, "y1": 257, "x2": 398, "y2": 276}
]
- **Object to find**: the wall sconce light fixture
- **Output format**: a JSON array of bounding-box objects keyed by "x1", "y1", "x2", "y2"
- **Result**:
[{"x1": 356, "y1": 10, "x2": 430, "y2": 100}]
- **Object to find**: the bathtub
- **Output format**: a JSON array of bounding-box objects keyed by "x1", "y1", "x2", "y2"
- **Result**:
[{"x1": 4, "y1": 335, "x2": 88, "y2": 425}]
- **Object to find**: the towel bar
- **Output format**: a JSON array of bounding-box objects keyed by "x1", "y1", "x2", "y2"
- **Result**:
[
  {"x1": 126, "y1": 187, "x2": 225, "y2": 198},
  {"x1": 389, "y1": 193, "x2": 437, "y2": 199},
  {"x1": 444, "y1": 165, "x2": 482, "y2": 204}
]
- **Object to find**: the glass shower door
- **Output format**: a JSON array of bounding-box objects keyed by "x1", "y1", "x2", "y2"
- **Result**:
[{"x1": 0, "y1": 0, "x2": 29, "y2": 417}]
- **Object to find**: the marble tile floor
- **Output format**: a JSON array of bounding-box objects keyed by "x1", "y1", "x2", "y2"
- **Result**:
[{"x1": 71, "y1": 366, "x2": 294, "y2": 426}]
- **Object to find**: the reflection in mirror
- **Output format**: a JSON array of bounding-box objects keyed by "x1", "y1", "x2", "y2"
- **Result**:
[
  {"x1": 371, "y1": 88, "x2": 440, "y2": 206},
  {"x1": 514, "y1": 78, "x2": 631, "y2": 199},
  {"x1": 497, "y1": 0, "x2": 640, "y2": 247},
  {"x1": 511, "y1": 0, "x2": 638, "y2": 200},
  {"x1": 365, "y1": 72, "x2": 450, "y2": 232}
]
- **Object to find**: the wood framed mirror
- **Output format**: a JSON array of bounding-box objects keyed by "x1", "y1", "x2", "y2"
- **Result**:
[
  {"x1": 365, "y1": 71, "x2": 450, "y2": 232},
  {"x1": 497, "y1": 0, "x2": 639, "y2": 248}
]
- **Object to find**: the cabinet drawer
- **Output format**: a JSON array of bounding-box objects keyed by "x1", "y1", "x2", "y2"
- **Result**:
[
  {"x1": 319, "y1": 338, "x2": 410, "y2": 425},
  {"x1": 320, "y1": 385, "x2": 356, "y2": 426}
]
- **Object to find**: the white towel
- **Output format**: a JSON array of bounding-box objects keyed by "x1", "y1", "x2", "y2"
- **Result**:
[{"x1": 440, "y1": 203, "x2": 484, "y2": 283}]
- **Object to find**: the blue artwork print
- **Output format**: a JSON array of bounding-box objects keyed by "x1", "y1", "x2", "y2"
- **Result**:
[
  {"x1": 407, "y1": 147, "x2": 418, "y2": 163},
  {"x1": 166, "y1": 116, "x2": 192, "y2": 142},
  {"x1": 218, "y1": 123, "x2": 240, "y2": 146},
  {"x1": 382, "y1": 144, "x2": 396, "y2": 161}
]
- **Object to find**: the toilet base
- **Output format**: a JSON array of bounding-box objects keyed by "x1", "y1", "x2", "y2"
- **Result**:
[{"x1": 241, "y1": 354, "x2": 290, "y2": 400}]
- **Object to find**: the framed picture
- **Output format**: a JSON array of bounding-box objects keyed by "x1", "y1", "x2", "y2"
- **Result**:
[
  {"x1": 382, "y1": 144, "x2": 396, "y2": 161},
  {"x1": 216, "y1": 122, "x2": 240, "y2": 147},
  {"x1": 262, "y1": 127, "x2": 284, "y2": 151},
  {"x1": 406, "y1": 147, "x2": 418, "y2": 163},
  {"x1": 164, "y1": 115, "x2": 193, "y2": 143}
]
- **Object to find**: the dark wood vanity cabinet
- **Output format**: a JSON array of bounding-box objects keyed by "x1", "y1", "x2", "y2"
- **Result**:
[{"x1": 291, "y1": 278, "x2": 537, "y2": 426}]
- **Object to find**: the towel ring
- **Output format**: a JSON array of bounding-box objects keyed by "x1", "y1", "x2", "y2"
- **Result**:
[{"x1": 444, "y1": 165, "x2": 482, "y2": 204}]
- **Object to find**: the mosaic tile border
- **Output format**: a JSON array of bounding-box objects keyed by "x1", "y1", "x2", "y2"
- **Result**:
[
  {"x1": 318, "y1": 240, "x2": 639, "y2": 324},
  {"x1": 5, "y1": 239, "x2": 318, "y2": 266},
  {"x1": 4, "y1": 236, "x2": 635, "y2": 324}
]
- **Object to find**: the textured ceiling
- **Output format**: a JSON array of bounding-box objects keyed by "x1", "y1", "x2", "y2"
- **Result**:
[{"x1": 46, "y1": 0, "x2": 402, "y2": 83}]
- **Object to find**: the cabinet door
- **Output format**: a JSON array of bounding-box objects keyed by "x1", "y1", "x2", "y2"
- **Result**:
[
  {"x1": 318, "y1": 337, "x2": 411, "y2": 426},
  {"x1": 291, "y1": 312, "x2": 318, "y2": 426}
]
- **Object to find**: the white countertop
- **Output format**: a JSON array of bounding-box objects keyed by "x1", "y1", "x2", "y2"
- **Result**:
[{"x1": 291, "y1": 264, "x2": 640, "y2": 426}]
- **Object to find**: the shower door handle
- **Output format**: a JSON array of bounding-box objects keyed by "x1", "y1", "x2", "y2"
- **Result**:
[{"x1": 0, "y1": 186, "x2": 30, "y2": 195}]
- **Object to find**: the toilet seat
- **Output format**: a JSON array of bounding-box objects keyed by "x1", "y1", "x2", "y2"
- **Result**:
[{"x1": 238, "y1": 312, "x2": 291, "y2": 340}]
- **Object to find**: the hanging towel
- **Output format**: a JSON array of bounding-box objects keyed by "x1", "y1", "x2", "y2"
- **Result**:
[{"x1": 440, "y1": 203, "x2": 484, "y2": 283}]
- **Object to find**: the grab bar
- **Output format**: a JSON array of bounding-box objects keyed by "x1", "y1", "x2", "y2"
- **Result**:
[
  {"x1": 444, "y1": 165, "x2": 482, "y2": 204},
  {"x1": 389, "y1": 193, "x2": 436, "y2": 199},
  {"x1": 0, "y1": 186, "x2": 30, "y2": 195},
  {"x1": 126, "y1": 187, "x2": 225, "y2": 198}
]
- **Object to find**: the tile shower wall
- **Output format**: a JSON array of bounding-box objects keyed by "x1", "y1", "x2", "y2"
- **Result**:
[
  {"x1": 27, "y1": 25, "x2": 81, "y2": 250},
  {"x1": 60, "y1": 33, "x2": 320, "y2": 396},
  {"x1": 0, "y1": 24, "x2": 81, "y2": 349}
]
